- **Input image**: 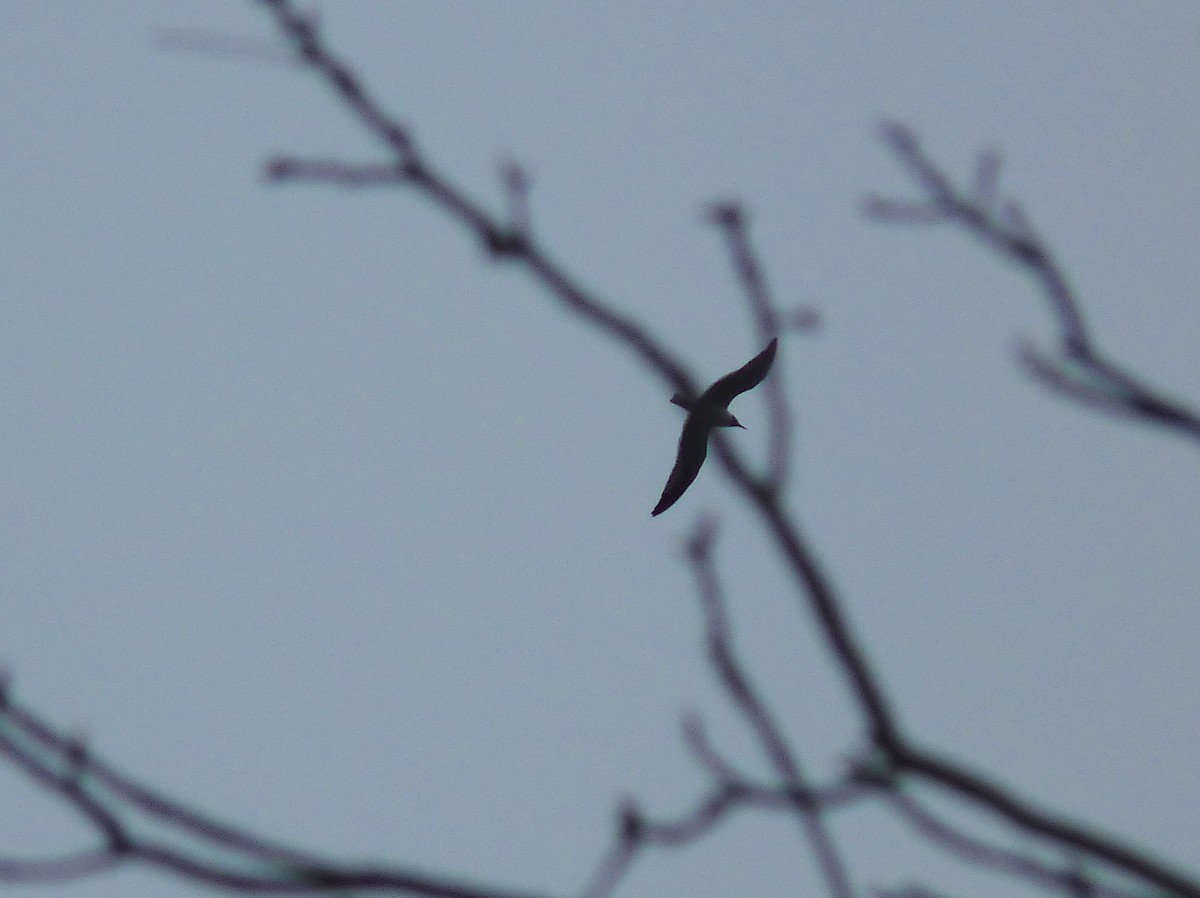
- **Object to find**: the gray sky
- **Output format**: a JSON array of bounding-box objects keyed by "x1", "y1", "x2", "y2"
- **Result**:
[{"x1": 2, "y1": 4, "x2": 1198, "y2": 897}]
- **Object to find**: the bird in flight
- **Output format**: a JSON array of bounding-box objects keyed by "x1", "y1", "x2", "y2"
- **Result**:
[{"x1": 652, "y1": 338, "x2": 778, "y2": 516}]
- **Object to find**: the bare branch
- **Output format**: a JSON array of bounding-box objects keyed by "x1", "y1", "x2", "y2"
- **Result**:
[
  {"x1": 886, "y1": 789, "x2": 1145, "y2": 898},
  {"x1": 874, "y1": 884, "x2": 961, "y2": 898},
  {"x1": 266, "y1": 158, "x2": 409, "y2": 188},
  {"x1": 686, "y1": 520, "x2": 856, "y2": 898},
  {"x1": 884, "y1": 742, "x2": 1200, "y2": 898},
  {"x1": 871, "y1": 121, "x2": 1200, "y2": 443},
  {"x1": 8, "y1": 8, "x2": 1195, "y2": 898},
  {"x1": 0, "y1": 691, "x2": 551, "y2": 897},
  {"x1": 581, "y1": 777, "x2": 869, "y2": 898},
  {"x1": 255, "y1": 0, "x2": 697, "y2": 394},
  {"x1": 708, "y1": 202, "x2": 794, "y2": 488},
  {"x1": 874, "y1": 122, "x2": 1090, "y2": 352},
  {"x1": 247, "y1": 7, "x2": 1200, "y2": 897},
  {"x1": 862, "y1": 197, "x2": 947, "y2": 224},
  {"x1": 254, "y1": 1, "x2": 909, "y2": 782},
  {"x1": 680, "y1": 711, "x2": 743, "y2": 783}
]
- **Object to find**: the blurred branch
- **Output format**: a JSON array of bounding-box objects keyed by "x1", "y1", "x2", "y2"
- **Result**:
[
  {"x1": 881, "y1": 783, "x2": 1145, "y2": 898},
  {"x1": 686, "y1": 518, "x2": 855, "y2": 898},
  {"x1": 866, "y1": 123, "x2": 1088, "y2": 350},
  {"x1": 0, "y1": 684, "x2": 548, "y2": 897},
  {"x1": 4, "y1": 5, "x2": 1195, "y2": 898},
  {"x1": 252, "y1": 7, "x2": 1200, "y2": 898},
  {"x1": 862, "y1": 123, "x2": 1200, "y2": 897},
  {"x1": 867, "y1": 122, "x2": 1200, "y2": 443},
  {"x1": 254, "y1": 0, "x2": 906, "y2": 809},
  {"x1": 256, "y1": 0, "x2": 699, "y2": 402},
  {"x1": 708, "y1": 203, "x2": 794, "y2": 489},
  {"x1": 883, "y1": 742, "x2": 1199, "y2": 897},
  {"x1": 266, "y1": 159, "x2": 408, "y2": 188},
  {"x1": 581, "y1": 772, "x2": 868, "y2": 898},
  {"x1": 874, "y1": 885, "x2": 961, "y2": 898}
]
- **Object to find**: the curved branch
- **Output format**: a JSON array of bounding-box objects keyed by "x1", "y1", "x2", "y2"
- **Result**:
[
  {"x1": 0, "y1": 690, "x2": 549, "y2": 898},
  {"x1": 252, "y1": 5, "x2": 1200, "y2": 897},
  {"x1": 708, "y1": 203, "x2": 794, "y2": 487},
  {"x1": 686, "y1": 519, "x2": 855, "y2": 898},
  {"x1": 5, "y1": 7, "x2": 1189, "y2": 898},
  {"x1": 867, "y1": 122, "x2": 1200, "y2": 443}
]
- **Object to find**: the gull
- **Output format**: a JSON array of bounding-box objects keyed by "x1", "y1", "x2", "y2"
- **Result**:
[{"x1": 652, "y1": 338, "x2": 778, "y2": 516}]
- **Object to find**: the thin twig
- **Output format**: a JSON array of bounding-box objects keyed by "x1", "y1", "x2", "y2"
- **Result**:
[
  {"x1": 886, "y1": 788, "x2": 1144, "y2": 898},
  {"x1": 868, "y1": 121, "x2": 1200, "y2": 443},
  {"x1": 680, "y1": 711, "x2": 743, "y2": 783},
  {"x1": 6, "y1": 7, "x2": 1191, "y2": 898},
  {"x1": 249, "y1": 9, "x2": 1200, "y2": 897},
  {"x1": 580, "y1": 778, "x2": 869, "y2": 898},
  {"x1": 708, "y1": 202, "x2": 793, "y2": 488},
  {"x1": 686, "y1": 520, "x2": 856, "y2": 898},
  {"x1": 0, "y1": 693, "x2": 550, "y2": 897}
]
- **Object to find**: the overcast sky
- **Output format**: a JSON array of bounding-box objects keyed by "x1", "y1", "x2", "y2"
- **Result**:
[{"x1": 2, "y1": 4, "x2": 1198, "y2": 898}]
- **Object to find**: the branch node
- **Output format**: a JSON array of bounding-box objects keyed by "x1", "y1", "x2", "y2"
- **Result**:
[
  {"x1": 707, "y1": 201, "x2": 744, "y2": 229},
  {"x1": 264, "y1": 157, "x2": 296, "y2": 180},
  {"x1": 618, "y1": 800, "x2": 644, "y2": 843},
  {"x1": 483, "y1": 228, "x2": 526, "y2": 258}
]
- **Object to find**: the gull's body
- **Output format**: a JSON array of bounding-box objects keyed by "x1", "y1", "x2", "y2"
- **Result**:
[{"x1": 651, "y1": 338, "x2": 778, "y2": 516}]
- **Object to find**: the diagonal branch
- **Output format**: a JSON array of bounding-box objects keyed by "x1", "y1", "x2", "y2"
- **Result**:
[
  {"x1": 867, "y1": 122, "x2": 1200, "y2": 443},
  {"x1": 254, "y1": 0, "x2": 904, "y2": 753},
  {"x1": 708, "y1": 203, "x2": 794, "y2": 489},
  {"x1": 251, "y1": 7, "x2": 1200, "y2": 897},
  {"x1": 0, "y1": 685, "x2": 551, "y2": 897},
  {"x1": 686, "y1": 518, "x2": 856, "y2": 898},
  {"x1": 579, "y1": 774, "x2": 868, "y2": 898},
  {"x1": 884, "y1": 787, "x2": 1145, "y2": 898}
]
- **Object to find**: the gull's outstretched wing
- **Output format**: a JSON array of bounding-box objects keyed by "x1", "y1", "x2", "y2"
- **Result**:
[
  {"x1": 651, "y1": 415, "x2": 710, "y2": 516},
  {"x1": 701, "y1": 338, "x2": 778, "y2": 408}
]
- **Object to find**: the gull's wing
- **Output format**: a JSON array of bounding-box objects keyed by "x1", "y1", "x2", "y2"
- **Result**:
[
  {"x1": 651, "y1": 415, "x2": 710, "y2": 516},
  {"x1": 700, "y1": 338, "x2": 778, "y2": 408}
]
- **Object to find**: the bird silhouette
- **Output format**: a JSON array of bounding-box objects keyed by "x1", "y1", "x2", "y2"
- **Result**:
[{"x1": 652, "y1": 338, "x2": 778, "y2": 516}]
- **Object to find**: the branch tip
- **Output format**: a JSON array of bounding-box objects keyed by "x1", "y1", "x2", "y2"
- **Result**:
[{"x1": 707, "y1": 201, "x2": 744, "y2": 228}]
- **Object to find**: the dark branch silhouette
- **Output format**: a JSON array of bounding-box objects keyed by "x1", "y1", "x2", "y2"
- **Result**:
[
  {"x1": 866, "y1": 122, "x2": 1200, "y2": 443},
  {"x1": 684, "y1": 519, "x2": 854, "y2": 898},
  {"x1": 0, "y1": 680, "x2": 550, "y2": 897},
  {"x1": 708, "y1": 204, "x2": 794, "y2": 487},
  {"x1": 1, "y1": 5, "x2": 1196, "y2": 898}
]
